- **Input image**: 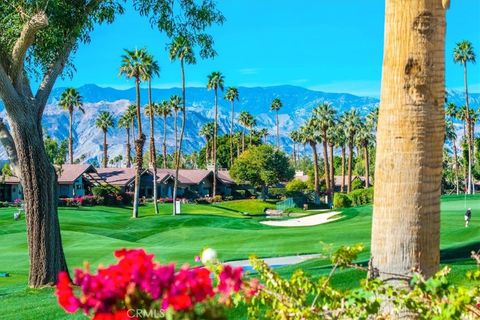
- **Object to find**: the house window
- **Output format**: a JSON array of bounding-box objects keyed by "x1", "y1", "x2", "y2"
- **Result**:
[{"x1": 76, "y1": 184, "x2": 82, "y2": 190}]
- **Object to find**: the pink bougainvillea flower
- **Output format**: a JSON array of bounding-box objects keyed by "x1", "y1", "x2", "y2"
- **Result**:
[{"x1": 55, "y1": 272, "x2": 80, "y2": 313}]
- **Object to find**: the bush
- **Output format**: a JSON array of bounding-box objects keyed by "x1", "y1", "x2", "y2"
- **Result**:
[
  {"x1": 348, "y1": 188, "x2": 373, "y2": 206},
  {"x1": 269, "y1": 187, "x2": 287, "y2": 199},
  {"x1": 224, "y1": 196, "x2": 234, "y2": 201},
  {"x1": 92, "y1": 185, "x2": 120, "y2": 197},
  {"x1": 333, "y1": 193, "x2": 352, "y2": 209},
  {"x1": 350, "y1": 178, "x2": 363, "y2": 191},
  {"x1": 285, "y1": 179, "x2": 308, "y2": 193}
]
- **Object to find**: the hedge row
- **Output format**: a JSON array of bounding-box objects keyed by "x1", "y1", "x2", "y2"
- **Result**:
[{"x1": 333, "y1": 188, "x2": 373, "y2": 209}]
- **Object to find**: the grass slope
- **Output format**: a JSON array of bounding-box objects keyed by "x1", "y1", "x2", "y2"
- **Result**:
[{"x1": 1, "y1": 196, "x2": 479, "y2": 319}]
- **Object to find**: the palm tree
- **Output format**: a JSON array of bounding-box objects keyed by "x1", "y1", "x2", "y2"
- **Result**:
[
  {"x1": 207, "y1": 71, "x2": 225, "y2": 198},
  {"x1": 95, "y1": 111, "x2": 115, "y2": 168},
  {"x1": 119, "y1": 48, "x2": 149, "y2": 219},
  {"x1": 246, "y1": 116, "x2": 257, "y2": 145},
  {"x1": 326, "y1": 126, "x2": 337, "y2": 192},
  {"x1": 270, "y1": 98, "x2": 283, "y2": 149},
  {"x1": 313, "y1": 102, "x2": 336, "y2": 192},
  {"x1": 169, "y1": 35, "x2": 196, "y2": 215},
  {"x1": 59, "y1": 88, "x2": 84, "y2": 164},
  {"x1": 355, "y1": 122, "x2": 374, "y2": 188},
  {"x1": 118, "y1": 112, "x2": 132, "y2": 168},
  {"x1": 445, "y1": 120, "x2": 460, "y2": 194},
  {"x1": 200, "y1": 122, "x2": 215, "y2": 167},
  {"x1": 290, "y1": 130, "x2": 302, "y2": 168},
  {"x1": 238, "y1": 111, "x2": 251, "y2": 153},
  {"x1": 334, "y1": 123, "x2": 348, "y2": 193},
  {"x1": 371, "y1": 0, "x2": 446, "y2": 283},
  {"x1": 126, "y1": 104, "x2": 137, "y2": 140},
  {"x1": 157, "y1": 101, "x2": 172, "y2": 168},
  {"x1": 299, "y1": 119, "x2": 321, "y2": 202},
  {"x1": 454, "y1": 40, "x2": 476, "y2": 194},
  {"x1": 366, "y1": 106, "x2": 379, "y2": 132},
  {"x1": 169, "y1": 95, "x2": 182, "y2": 169},
  {"x1": 142, "y1": 52, "x2": 160, "y2": 214},
  {"x1": 225, "y1": 87, "x2": 239, "y2": 167},
  {"x1": 342, "y1": 109, "x2": 361, "y2": 193},
  {"x1": 259, "y1": 128, "x2": 269, "y2": 144}
]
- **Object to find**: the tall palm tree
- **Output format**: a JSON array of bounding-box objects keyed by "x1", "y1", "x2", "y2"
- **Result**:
[
  {"x1": 169, "y1": 95, "x2": 182, "y2": 169},
  {"x1": 119, "y1": 48, "x2": 149, "y2": 218},
  {"x1": 59, "y1": 88, "x2": 84, "y2": 164},
  {"x1": 246, "y1": 116, "x2": 257, "y2": 145},
  {"x1": 326, "y1": 126, "x2": 337, "y2": 192},
  {"x1": 238, "y1": 111, "x2": 251, "y2": 153},
  {"x1": 334, "y1": 123, "x2": 348, "y2": 193},
  {"x1": 355, "y1": 122, "x2": 374, "y2": 188},
  {"x1": 445, "y1": 119, "x2": 460, "y2": 194},
  {"x1": 141, "y1": 52, "x2": 160, "y2": 214},
  {"x1": 290, "y1": 129, "x2": 302, "y2": 168},
  {"x1": 157, "y1": 100, "x2": 172, "y2": 168},
  {"x1": 342, "y1": 109, "x2": 361, "y2": 193},
  {"x1": 371, "y1": 0, "x2": 447, "y2": 283},
  {"x1": 366, "y1": 106, "x2": 379, "y2": 132},
  {"x1": 225, "y1": 87, "x2": 239, "y2": 167},
  {"x1": 126, "y1": 104, "x2": 137, "y2": 139},
  {"x1": 95, "y1": 111, "x2": 115, "y2": 168},
  {"x1": 259, "y1": 128, "x2": 269, "y2": 145},
  {"x1": 313, "y1": 102, "x2": 336, "y2": 192},
  {"x1": 454, "y1": 40, "x2": 476, "y2": 194},
  {"x1": 207, "y1": 71, "x2": 225, "y2": 198},
  {"x1": 200, "y1": 122, "x2": 215, "y2": 167},
  {"x1": 299, "y1": 119, "x2": 321, "y2": 202},
  {"x1": 169, "y1": 35, "x2": 196, "y2": 215},
  {"x1": 118, "y1": 112, "x2": 132, "y2": 168},
  {"x1": 270, "y1": 98, "x2": 283, "y2": 149}
]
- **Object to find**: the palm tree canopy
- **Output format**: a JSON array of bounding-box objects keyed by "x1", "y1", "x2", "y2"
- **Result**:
[
  {"x1": 118, "y1": 113, "x2": 132, "y2": 129},
  {"x1": 96, "y1": 111, "x2": 115, "y2": 132},
  {"x1": 200, "y1": 122, "x2": 215, "y2": 138},
  {"x1": 270, "y1": 98, "x2": 283, "y2": 112},
  {"x1": 169, "y1": 35, "x2": 196, "y2": 64},
  {"x1": 239, "y1": 111, "x2": 253, "y2": 127},
  {"x1": 445, "y1": 103, "x2": 458, "y2": 119},
  {"x1": 366, "y1": 106, "x2": 379, "y2": 131},
  {"x1": 355, "y1": 122, "x2": 375, "y2": 148},
  {"x1": 299, "y1": 119, "x2": 321, "y2": 144},
  {"x1": 342, "y1": 109, "x2": 362, "y2": 139},
  {"x1": 224, "y1": 87, "x2": 239, "y2": 102},
  {"x1": 313, "y1": 102, "x2": 336, "y2": 131},
  {"x1": 207, "y1": 71, "x2": 225, "y2": 92},
  {"x1": 445, "y1": 120, "x2": 457, "y2": 142},
  {"x1": 453, "y1": 40, "x2": 476, "y2": 65},
  {"x1": 157, "y1": 101, "x2": 172, "y2": 117},
  {"x1": 246, "y1": 116, "x2": 257, "y2": 129},
  {"x1": 144, "y1": 103, "x2": 158, "y2": 116},
  {"x1": 141, "y1": 52, "x2": 160, "y2": 82},
  {"x1": 169, "y1": 95, "x2": 183, "y2": 112},
  {"x1": 119, "y1": 48, "x2": 150, "y2": 80},
  {"x1": 59, "y1": 88, "x2": 84, "y2": 114},
  {"x1": 260, "y1": 128, "x2": 269, "y2": 137}
]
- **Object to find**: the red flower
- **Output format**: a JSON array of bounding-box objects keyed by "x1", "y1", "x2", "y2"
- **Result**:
[
  {"x1": 55, "y1": 272, "x2": 80, "y2": 313},
  {"x1": 218, "y1": 265, "x2": 244, "y2": 295}
]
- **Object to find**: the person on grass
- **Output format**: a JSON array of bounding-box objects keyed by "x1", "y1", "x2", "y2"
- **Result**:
[{"x1": 465, "y1": 208, "x2": 472, "y2": 227}]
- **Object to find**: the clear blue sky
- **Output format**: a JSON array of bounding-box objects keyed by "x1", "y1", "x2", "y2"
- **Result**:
[{"x1": 56, "y1": 0, "x2": 480, "y2": 97}]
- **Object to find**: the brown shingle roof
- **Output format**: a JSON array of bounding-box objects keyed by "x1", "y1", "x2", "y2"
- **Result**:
[
  {"x1": 217, "y1": 170, "x2": 235, "y2": 185},
  {"x1": 56, "y1": 164, "x2": 95, "y2": 184},
  {"x1": 96, "y1": 167, "x2": 137, "y2": 186},
  {"x1": 2, "y1": 175, "x2": 20, "y2": 184}
]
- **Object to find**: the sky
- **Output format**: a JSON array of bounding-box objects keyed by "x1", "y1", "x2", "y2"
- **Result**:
[{"x1": 55, "y1": 0, "x2": 480, "y2": 97}]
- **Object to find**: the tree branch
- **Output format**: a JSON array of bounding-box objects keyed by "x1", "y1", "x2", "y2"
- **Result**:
[
  {"x1": 0, "y1": 118, "x2": 20, "y2": 177},
  {"x1": 0, "y1": 62, "x2": 23, "y2": 111},
  {"x1": 10, "y1": 11, "x2": 48, "y2": 84}
]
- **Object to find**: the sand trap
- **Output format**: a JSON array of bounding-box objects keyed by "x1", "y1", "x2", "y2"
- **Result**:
[
  {"x1": 260, "y1": 211, "x2": 342, "y2": 227},
  {"x1": 226, "y1": 254, "x2": 323, "y2": 268}
]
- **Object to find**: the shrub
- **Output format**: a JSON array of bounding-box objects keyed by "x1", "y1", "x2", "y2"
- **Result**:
[
  {"x1": 333, "y1": 193, "x2": 352, "y2": 209},
  {"x1": 92, "y1": 185, "x2": 120, "y2": 197},
  {"x1": 224, "y1": 196, "x2": 234, "y2": 201},
  {"x1": 269, "y1": 187, "x2": 287, "y2": 199},
  {"x1": 350, "y1": 178, "x2": 363, "y2": 191},
  {"x1": 0, "y1": 201, "x2": 10, "y2": 208},
  {"x1": 232, "y1": 189, "x2": 247, "y2": 199},
  {"x1": 348, "y1": 187, "x2": 373, "y2": 206},
  {"x1": 285, "y1": 179, "x2": 308, "y2": 193}
]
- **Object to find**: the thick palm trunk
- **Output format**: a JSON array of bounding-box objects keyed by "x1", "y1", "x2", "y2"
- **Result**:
[
  {"x1": 341, "y1": 147, "x2": 346, "y2": 192},
  {"x1": 173, "y1": 59, "x2": 186, "y2": 215},
  {"x1": 230, "y1": 101, "x2": 234, "y2": 167},
  {"x1": 371, "y1": 0, "x2": 445, "y2": 285},
  {"x1": 132, "y1": 77, "x2": 145, "y2": 219},
  {"x1": 322, "y1": 134, "x2": 330, "y2": 191},
  {"x1": 311, "y1": 142, "x2": 320, "y2": 201},
  {"x1": 213, "y1": 89, "x2": 218, "y2": 198},
  {"x1": 364, "y1": 146, "x2": 369, "y2": 188},
  {"x1": 463, "y1": 63, "x2": 473, "y2": 194},
  {"x1": 453, "y1": 141, "x2": 459, "y2": 194},
  {"x1": 11, "y1": 116, "x2": 68, "y2": 287},
  {"x1": 102, "y1": 130, "x2": 108, "y2": 168},
  {"x1": 69, "y1": 110, "x2": 74, "y2": 164},
  {"x1": 148, "y1": 81, "x2": 158, "y2": 215},
  {"x1": 126, "y1": 128, "x2": 131, "y2": 168},
  {"x1": 163, "y1": 116, "x2": 168, "y2": 168},
  {"x1": 347, "y1": 141, "x2": 354, "y2": 193}
]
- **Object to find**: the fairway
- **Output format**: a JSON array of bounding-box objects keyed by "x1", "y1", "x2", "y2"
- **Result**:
[{"x1": 1, "y1": 196, "x2": 479, "y2": 319}]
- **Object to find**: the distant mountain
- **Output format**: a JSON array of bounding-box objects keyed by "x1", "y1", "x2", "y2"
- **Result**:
[{"x1": 0, "y1": 84, "x2": 477, "y2": 163}]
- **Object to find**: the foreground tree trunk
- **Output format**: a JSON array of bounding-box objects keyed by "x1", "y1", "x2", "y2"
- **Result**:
[{"x1": 371, "y1": 0, "x2": 446, "y2": 287}]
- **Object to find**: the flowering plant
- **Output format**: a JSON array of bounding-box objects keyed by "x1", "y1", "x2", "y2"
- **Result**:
[{"x1": 56, "y1": 248, "x2": 257, "y2": 319}]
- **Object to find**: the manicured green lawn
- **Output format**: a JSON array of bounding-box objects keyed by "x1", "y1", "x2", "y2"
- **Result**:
[{"x1": 1, "y1": 196, "x2": 479, "y2": 319}]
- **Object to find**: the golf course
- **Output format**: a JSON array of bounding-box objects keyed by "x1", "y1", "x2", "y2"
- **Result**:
[{"x1": 1, "y1": 196, "x2": 479, "y2": 319}]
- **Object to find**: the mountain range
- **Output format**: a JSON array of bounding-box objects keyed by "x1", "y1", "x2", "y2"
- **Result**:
[{"x1": 0, "y1": 84, "x2": 477, "y2": 163}]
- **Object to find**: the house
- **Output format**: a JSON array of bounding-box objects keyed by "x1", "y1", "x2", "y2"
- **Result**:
[
  {"x1": 57, "y1": 164, "x2": 103, "y2": 198},
  {"x1": 0, "y1": 176, "x2": 22, "y2": 202}
]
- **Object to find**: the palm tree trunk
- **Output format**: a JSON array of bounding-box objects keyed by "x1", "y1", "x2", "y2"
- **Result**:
[
  {"x1": 173, "y1": 58, "x2": 186, "y2": 215},
  {"x1": 242, "y1": 128, "x2": 245, "y2": 152},
  {"x1": 148, "y1": 80, "x2": 158, "y2": 215},
  {"x1": 69, "y1": 110, "x2": 73, "y2": 164},
  {"x1": 230, "y1": 101, "x2": 234, "y2": 167},
  {"x1": 213, "y1": 89, "x2": 218, "y2": 198},
  {"x1": 364, "y1": 146, "x2": 369, "y2": 188},
  {"x1": 347, "y1": 141, "x2": 353, "y2": 193},
  {"x1": 293, "y1": 143, "x2": 297, "y2": 168},
  {"x1": 205, "y1": 138, "x2": 209, "y2": 166},
  {"x1": 453, "y1": 140, "x2": 459, "y2": 194},
  {"x1": 249, "y1": 128, "x2": 252, "y2": 145},
  {"x1": 126, "y1": 128, "x2": 131, "y2": 168},
  {"x1": 322, "y1": 133, "x2": 330, "y2": 191},
  {"x1": 341, "y1": 146, "x2": 346, "y2": 192},
  {"x1": 132, "y1": 77, "x2": 145, "y2": 219},
  {"x1": 329, "y1": 143, "x2": 334, "y2": 193},
  {"x1": 103, "y1": 130, "x2": 108, "y2": 168},
  {"x1": 371, "y1": 0, "x2": 445, "y2": 284},
  {"x1": 276, "y1": 111, "x2": 280, "y2": 149},
  {"x1": 163, "y1": 115, "x2": 167, "y2": 168},
  {"x1": 311, "y1": 141, "x2": 320, "y2": 203},
  {"x1": 463, "y1": 62, "x2": 473, "y2": 194}
]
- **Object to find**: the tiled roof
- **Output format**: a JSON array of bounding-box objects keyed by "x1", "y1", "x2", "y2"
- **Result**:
[
  {"x1": 56, "y1": 164, "x2": 95, "y2": 184},
  {"x1": 1, "y1": 175, "x2": 20, "y2": 184},
  {"x1": 217, "y1": 170, "x2": 236, "y2": 185},
  {"x1": 96, "y1": 167, "x2": 137, "y2": 186}
]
